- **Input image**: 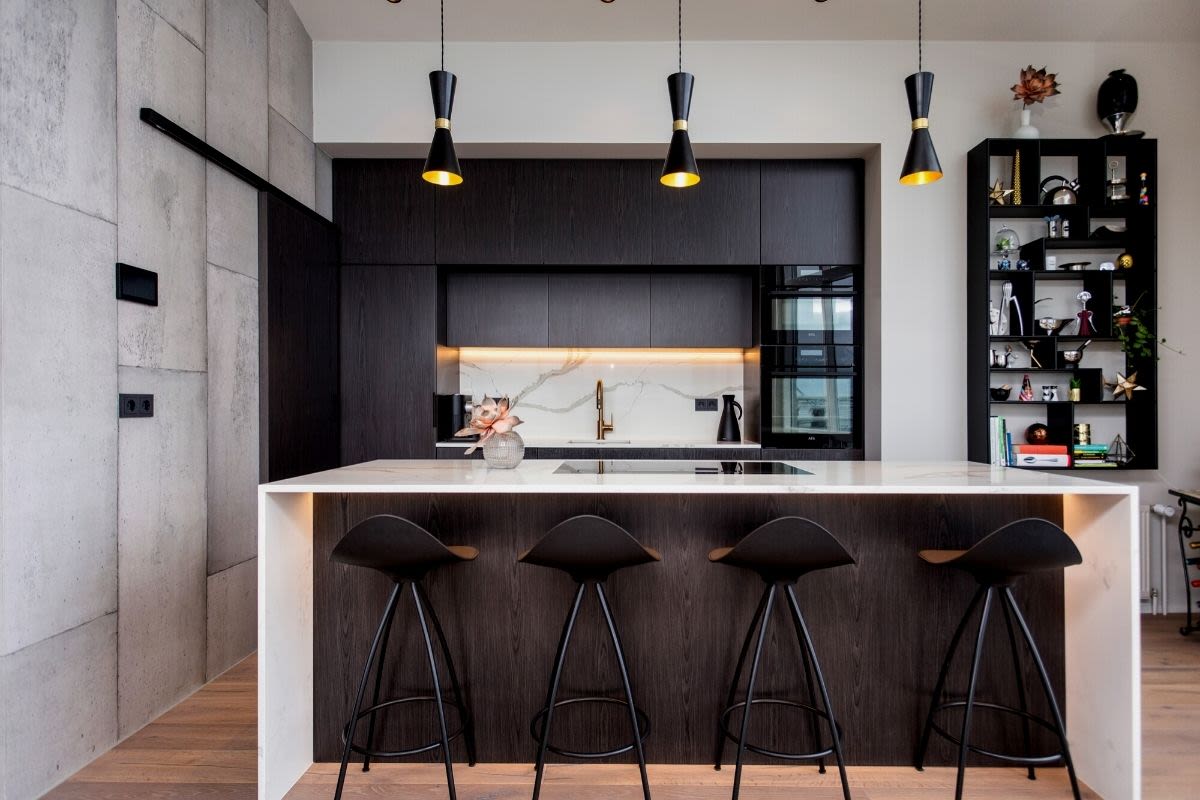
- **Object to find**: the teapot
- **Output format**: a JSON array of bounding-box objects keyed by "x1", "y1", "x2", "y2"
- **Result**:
[{"x1": 1040, "y1": 175, "x2": 1080, "y2": 205}]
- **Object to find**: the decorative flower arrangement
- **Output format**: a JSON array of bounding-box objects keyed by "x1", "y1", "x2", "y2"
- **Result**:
[
  {"x1": 1012, "y1": 66, "x2": 1061, "y2": 106},
  {"x1": 455, "y1": 396, "x2": 524, "y2": 455}
]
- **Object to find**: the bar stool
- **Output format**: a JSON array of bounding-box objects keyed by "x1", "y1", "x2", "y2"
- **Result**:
[
  {"x1": 519, "y1": 514, "x2": 661, "y2": 800},
  {"x1": 330, "y1": 514, "x2": 478, "y2": 800},
  {"x1": 710, "y1": 516, "x2": 854, "y2": 800},
  {"x1": 914, "y1": 518, "x2": 1083, "y2": 800}
]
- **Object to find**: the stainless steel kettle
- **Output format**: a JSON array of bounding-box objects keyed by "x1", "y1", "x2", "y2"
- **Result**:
[{"x1": 1040, "y1": 175, "x2": 1080, "y2": 205}]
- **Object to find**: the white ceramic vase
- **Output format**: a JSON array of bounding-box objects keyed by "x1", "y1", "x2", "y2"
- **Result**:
[{"x1": 1014, "y1": 107, "x2": 1039, "y2": 139}]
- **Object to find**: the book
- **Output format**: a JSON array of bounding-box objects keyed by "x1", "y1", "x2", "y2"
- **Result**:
[
  {"x1": 1014, "y1": 453, "x2": 1071, "y2": 468},
  {"x1": 1014, "y1": 444, "x2": 1069, "y2": 455},
  {"x1": 1074, "y1": 461, "x2": 1118, "y2": 468}
]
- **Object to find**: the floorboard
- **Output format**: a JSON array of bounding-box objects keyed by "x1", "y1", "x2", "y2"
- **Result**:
[{"x1": 43, "y1": 616, "x2": 1199, "y2": 799}]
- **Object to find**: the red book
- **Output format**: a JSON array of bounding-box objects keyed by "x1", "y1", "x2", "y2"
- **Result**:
[{"x1": 1014, "y1": 444, "x2": 1069, "y2": 455}]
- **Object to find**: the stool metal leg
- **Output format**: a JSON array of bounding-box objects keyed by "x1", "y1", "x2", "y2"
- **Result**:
[
  {"x1": 412, "y1": 583, "x2": 458, "y2": 800},
  {"x1": 361, "y1": 582, "x2": 403, "y2": 773},
  {"x1": 954, "y1": 587, "x2": 994, "y2": 800},
  {"x1": 787, "y1": 590, "x2": 827, "y2": 775},
  {"x1": 1003, "y1": 588, "x2": 1082, "y2": 800},
  {"x1": 532, "y1": 583, "x2": 587, "y2": 800},
  {"x1": 915, "y1": 585, "x2": 987, "y2": 771},
  {"x1": 1000, "y1": 595, "x2": 1036, "y2": 781},
  {"x1": 731, "y1": 583, "x2": 776, "y2": 800},
  {"x1": 596, "y1": 582, "x2": 652, "y2": 800},
  {"x1": 335, "y1": 581, "x2": 404, "y2": 800},
  {"x1": 786, "y1": 586, "x2": 851, "y2": 800},
  {"x1": 416, "y1": 581, "x2": 478, "y2": 767},
  {"x1": 715, "y1": 584, "x2": 771, "y2": 771}
]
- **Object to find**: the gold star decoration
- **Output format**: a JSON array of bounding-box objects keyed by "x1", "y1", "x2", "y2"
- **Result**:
[
  {"x1": 1107, "y1": 371, "x2": 1146, "y2": 400},
  {"x1": 989, "y1": 179, "x2": 1015, "y2": 205}
]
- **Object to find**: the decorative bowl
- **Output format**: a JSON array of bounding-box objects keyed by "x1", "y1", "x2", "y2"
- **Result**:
[
  {"x1": 1037, "y1": 317, "x2": 1070, "y2": 335},
  {"x1": 990, "y1": 385, "x2": 1013, "y2": 401}
]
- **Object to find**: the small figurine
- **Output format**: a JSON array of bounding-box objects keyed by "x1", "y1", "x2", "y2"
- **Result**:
[
  {"x1": 1061, "y1": 218, "x2": 1071, "y2": 238},
  {"x1": 1076, "y1": 290, "x2": 1095, "y2": 337},
  {"x1": 1016, "y1": 258, "x2": 1030, "y2": 270},
  {"x1": 998, "y1": 257, "x2": 1012, "y2": 271},
  {"x1": 1045, "y1": 215, "x2": 1060, "y2": 239},
  {"x1": 989, "y1": 302, "x2": 1001, "y2": 335},
  {"x1": 1019, "y1": 374, "x2": 1035, "y2": 402},
  {"x1": 1108, "y1": 160, "x2": 1129, "y2": 202},
  {"x1": 1042, "y1": 385, "x2": 1059, "y2": 402},
  {"x1": 1138, "y1": 172, "x2": 1150, "y2": 205}
]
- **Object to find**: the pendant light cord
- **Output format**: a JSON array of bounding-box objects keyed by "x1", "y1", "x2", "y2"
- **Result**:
[
  {"x1": 440, "y1": 0, "x2": 445, "y2": 71},
  {"x1": 917, "y1": 0, "x2": 923, "y2": 72},
  {"x1": 678, "y1": 0, "x2": 683, "y2": 72}
]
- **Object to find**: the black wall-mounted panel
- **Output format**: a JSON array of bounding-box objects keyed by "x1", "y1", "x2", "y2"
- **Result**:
[
  {"x1": 115, "y1": 263, "x2": 159, "y2": 306},
  {"x1": 541, "y1": 160, "x2": 653, "y2": 264},
  {"x1": 334, "y1": 159, "x2": 435, "y2": 264},
  {"x1": 651, "y1": 160, "x2": 761, "y2": 265},
  {"x1": 760, "y1": 160, "x2": 864, "y2": 266},
  {"x1": 650, "y1": 271, "x2": 753, "y2": 347},
  {"x1": 548, "y1": 271, "x2": 652, "y2": 347},
  {"x1": 445, "y1": 270, "x2": 548, "y2": 347},
  {"x1": 341, "y1": 265, "x2": 439, "y2": 462},
  {"x1": 435, "y1": 160, "x2": 547, "y2": 264},
  {"x1": 260, "y1": 193, "x2": 341, "y2": 482}
]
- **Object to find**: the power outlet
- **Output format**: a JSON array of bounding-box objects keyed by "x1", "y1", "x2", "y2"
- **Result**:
[
  {"x1": 695, "y1": 398, "x2": 719, "y2": 412},
  {"x1": 119, "y1": 394, "x2": 154, "y2": 418}
]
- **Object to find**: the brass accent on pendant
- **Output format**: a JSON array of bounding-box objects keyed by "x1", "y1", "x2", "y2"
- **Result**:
[
  {"x1": 911, "y1": 117, "x2": 930, "y2": 131},
  {"x1": 672, "y1": 119, "x2": 688, "y2": 131},
  {"x1": 435, "y1": 117, "x2": 451, "y2": 129}
]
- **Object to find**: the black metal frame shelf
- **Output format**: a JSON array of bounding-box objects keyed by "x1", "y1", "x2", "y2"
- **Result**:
[{"x1": 968, "y1": 137, "x2": 1158, "y2": 470}]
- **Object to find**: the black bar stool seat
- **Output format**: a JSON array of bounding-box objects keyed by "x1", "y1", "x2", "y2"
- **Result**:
[
  {"x1": 710, "y1": 517, "x2": 854, "y2": 800},
  {"x1": 330, "y1": 515, "x2": 478, "y2": 800},
  {"x1": 915, "y1": 518, "x2": 1083, "y2": 800},
  {"x1": 520, "y1": 515, "x2": 660, "y2": 800}
]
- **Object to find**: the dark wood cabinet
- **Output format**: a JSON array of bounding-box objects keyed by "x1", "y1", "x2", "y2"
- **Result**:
[
  {"x1": 548, "y1": 272, "x2": 651, "y2": 347},
  {"x1": 444, "y1": 270, "x2": 548, "y2": 346},
  {"x1": 435, "y1": 160, "x2": 546, "y2": 264},
  {"x1": 340, "y1": 265, "x2": 438, "y2": 461},
  {"x1": 760, "y1": 160, "x2": 863, "y2": 265},
  {"x1": 651, "y1": 160, "x2": 760, "y2": 265},
  {"x1": 650, "y1": 271, "x2": 753, "y2": 347},
  {"x1": 333, "y1": 159, "x2": 435, "y2": 265},
  {"x1": 541, "y1": 160, "x2": 652, "y2": 264}
]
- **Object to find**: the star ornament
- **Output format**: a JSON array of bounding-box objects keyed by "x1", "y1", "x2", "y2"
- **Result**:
[
  {"x1": 989, "y1": 179, "x2": 1015, "y2": 205},
  {"x1": 1108, "y1": 371, "x2": 1146, "y2": 400}
]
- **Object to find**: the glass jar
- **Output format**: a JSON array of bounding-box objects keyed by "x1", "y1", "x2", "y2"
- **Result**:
[{"x1": 482, "y1": 431, "x2": 525, "y2": 469}]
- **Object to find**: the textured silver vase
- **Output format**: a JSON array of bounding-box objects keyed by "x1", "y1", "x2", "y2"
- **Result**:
[{"x1": 482, "y1": 431, "x2": 525, "y2": 469}]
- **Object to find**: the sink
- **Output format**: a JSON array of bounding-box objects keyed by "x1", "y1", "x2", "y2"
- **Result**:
[{"x1": 566, "y1": 439, "x2": 633, "y2": 445}]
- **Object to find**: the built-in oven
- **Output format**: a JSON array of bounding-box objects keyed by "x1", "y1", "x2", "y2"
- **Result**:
[{"x1": 758, "y1": 266, "x2": 862, "y2": 450}]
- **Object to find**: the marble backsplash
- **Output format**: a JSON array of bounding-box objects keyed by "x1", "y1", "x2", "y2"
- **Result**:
[{"x1": 457, "y1": 348, "x2": 748, "y2": 442}]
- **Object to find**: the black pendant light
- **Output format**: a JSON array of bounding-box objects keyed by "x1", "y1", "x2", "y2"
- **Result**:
[
  {"x1": 899, "y1": 0, "x2": 943, "y2": 186},
  {"x1": 661, "y1": 0, "x2": 699, "y2": 188},
  {"x1": 422, "y1": 0, "x2": 463, "y2": 186}
]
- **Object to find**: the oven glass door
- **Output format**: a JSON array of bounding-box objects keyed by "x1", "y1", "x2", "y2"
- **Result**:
[
  {"x1": 766, "y1": 295, "x2": 855, "y2": 345},
  {"x1": 768, "y1": 373, "x2": 855, "y2": 439}
]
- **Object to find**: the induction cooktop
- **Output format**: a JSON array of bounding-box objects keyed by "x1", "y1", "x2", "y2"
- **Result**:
[{"x1": 554, "y1": 460, "x2": 811, "y2": 475}]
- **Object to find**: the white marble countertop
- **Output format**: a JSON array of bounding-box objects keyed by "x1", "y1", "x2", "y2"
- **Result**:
[
  {"x1": 434, "y1": 439, "x2": 762, "y2": 449},
  {"x1": 261, "y1": 459, "x2": 1137, "y2": 496}
]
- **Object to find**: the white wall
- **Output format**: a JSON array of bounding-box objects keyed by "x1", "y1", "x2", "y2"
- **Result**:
[
  {"x1": 314, "y1": 37, "x2": 1200, "y2": 608},
  {"x1": 0, "y1": 1, "x2": 324, "y2": 797}
]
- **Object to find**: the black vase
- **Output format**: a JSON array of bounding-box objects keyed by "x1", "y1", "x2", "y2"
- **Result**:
[
  {"x1": 1097, "y1": 69, "x2": 1139, "y2": 134},
  {"x1": 717, "y1": 395, "x2": 743, "y2": 443}
]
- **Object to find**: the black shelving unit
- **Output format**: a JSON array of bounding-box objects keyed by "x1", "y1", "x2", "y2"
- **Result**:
[{"x1": 967, "y1": 138, "x2": 1158, "y2": 469}]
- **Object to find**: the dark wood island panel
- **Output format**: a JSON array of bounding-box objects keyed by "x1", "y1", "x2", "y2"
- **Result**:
[{"x1": 312, "y1": 493, "x2": 1064, "y2": 767}]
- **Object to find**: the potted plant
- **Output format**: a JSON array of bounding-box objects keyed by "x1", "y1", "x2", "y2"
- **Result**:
[
  {"x1": 1068, "y1": 376, "x2": 1081, "y2": 402},
  {"x1": 1113, "y1": 292, "x2": 1184, "y2": 359}
]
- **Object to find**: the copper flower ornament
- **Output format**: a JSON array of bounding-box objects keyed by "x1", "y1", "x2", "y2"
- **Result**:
[
  {"x1": 455, "y1": 396, "x2": 524, "y2": 454},
  {"x1": 1012, "y1": 66, "x2": 1061, "y2": 106}
]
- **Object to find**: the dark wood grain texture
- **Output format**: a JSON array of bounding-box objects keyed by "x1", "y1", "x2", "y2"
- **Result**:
[
  {"x1": 445, "y1": 271, "x2": 549, "y2": 347},
  {"x1": 333, "y1": 159, "x2": 435, "y2": 265},
  {"x1": 650, "y1": 271, "x2": 753, "y2": 347},
  {"x1": 651, "y1": 160, "x2": 761, "y2": 265},
  {"x1": 312, "y1": 494, "x2": 1064, "y2": 767},
  {"x1": 548, "y1": 272, "x2": 652, "y2": 347},
  {"x1": 435, "y1": 160, "x2": 547, "y2": 264},
  {"x1": 340, "y1": 265, "x2": 438, "y2": 462},
  {"x1": 259, "y1": 193, "x2": 341, "y2": 482},
  {"x1": 541, "y1": 160, "x2": 653, "y2": 264},
  {"x1": 760, "y1": 160, "x2": 864, "y2": 266}
]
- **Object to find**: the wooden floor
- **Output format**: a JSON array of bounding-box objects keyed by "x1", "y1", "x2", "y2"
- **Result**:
[{"x1": 45, "y1": 615, "x2": 1199, "y2": 799}]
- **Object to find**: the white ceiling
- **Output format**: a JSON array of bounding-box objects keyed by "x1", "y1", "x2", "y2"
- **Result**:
[{"x1": 292, "y1": 0, "x2": 1200, "y2": 43}]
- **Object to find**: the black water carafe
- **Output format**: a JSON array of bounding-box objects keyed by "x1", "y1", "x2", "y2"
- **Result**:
[{"x1": 717, "y1": 395, "x2": 743, "y2": 442}]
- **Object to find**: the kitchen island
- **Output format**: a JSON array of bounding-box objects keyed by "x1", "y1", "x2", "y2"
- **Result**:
[{"x1": 258, "y1": 460, "x2": 1140, "y2": 800}]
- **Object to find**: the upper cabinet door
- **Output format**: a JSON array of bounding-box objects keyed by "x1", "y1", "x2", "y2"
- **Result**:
[
  {"x1": 650, "y1": 271, "x2": 753, "y2": 348},
  {"x1": 541, "y1": 160, "x2": 653, "y2": 264},
  {"x1": 548, "y1": 272, "x2": 651, "y2": 347},
  {"x1": 435, "y1": 160, "x2": 546, "y2": 264},
  {"x1": 334, "y1": 159, "x2": 436, "y2": 265},
  {"x1": 760, "y1": 160, "x2": 864, "y2": 265},
  {"x1": 445, "y1": 271, "x2": 549, "y2": 347},
  {"x1": 651, "y1": 160, "x2": 760, "y2": 265}
]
